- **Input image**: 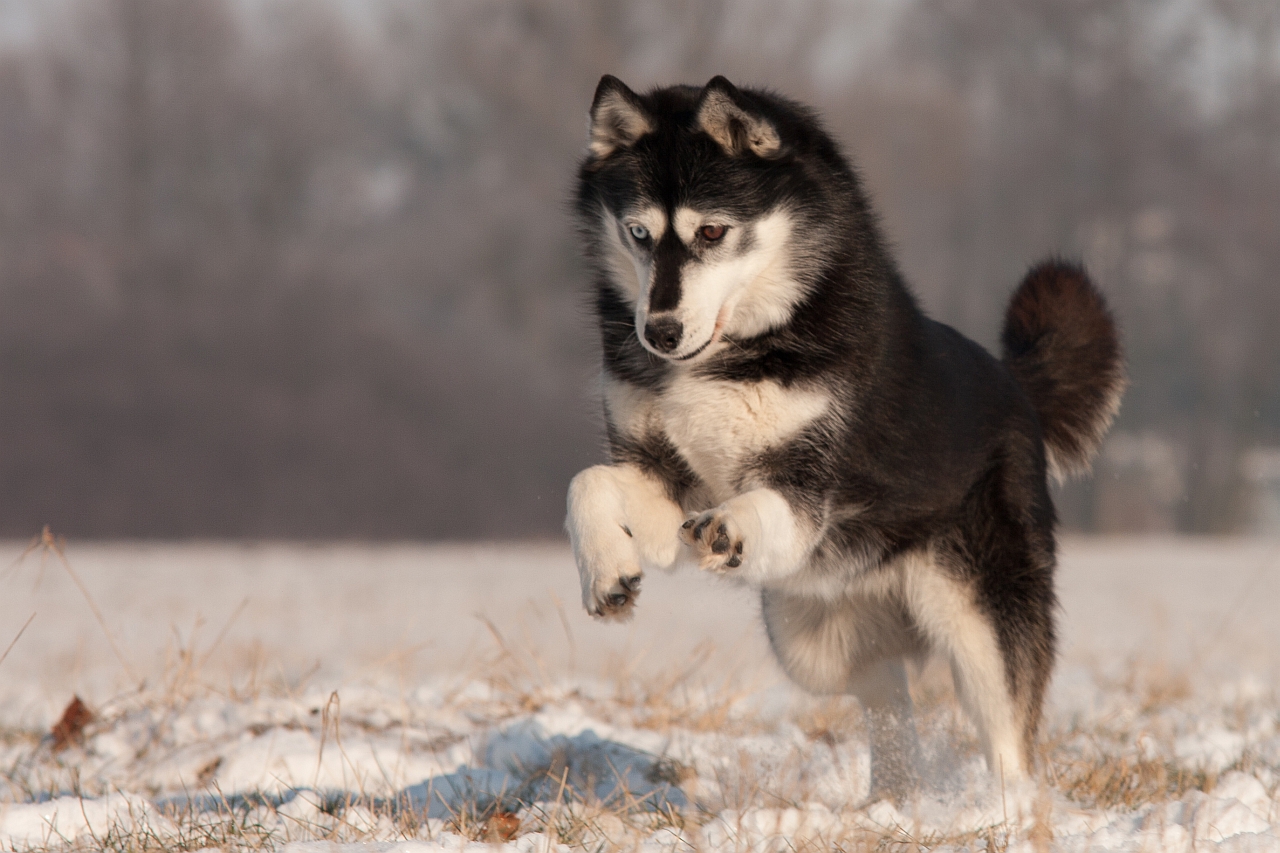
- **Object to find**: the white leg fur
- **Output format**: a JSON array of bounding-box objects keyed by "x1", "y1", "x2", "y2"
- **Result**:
[
  {"x1": 679, "y1": 487, "x2": 814, "y2": 584},
  {"x1": 903, "y1": 557, "x2": 1027, "y2": 779},
  {"x1": 566, "y1": 464, "x2": 684, "y2": 619}
]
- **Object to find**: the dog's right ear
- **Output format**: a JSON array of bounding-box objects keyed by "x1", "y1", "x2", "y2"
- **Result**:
[{"x1": 588, "y1": 75, "x2": 652, "y2": 158}]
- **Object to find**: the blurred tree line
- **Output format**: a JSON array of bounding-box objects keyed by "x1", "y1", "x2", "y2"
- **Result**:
[{"x1": 0, "y1": 0, "x2": 1276, "y2": 538}]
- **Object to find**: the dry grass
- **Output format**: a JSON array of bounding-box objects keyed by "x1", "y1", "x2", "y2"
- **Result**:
[
  {"x1": 1036, "y1": 656, "x2": 1237, "y2": 813},
  {"x1": 1049, "y1": 751, "x2": 1216, "y2": 811}
]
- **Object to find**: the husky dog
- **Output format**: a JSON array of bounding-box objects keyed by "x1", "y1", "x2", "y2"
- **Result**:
[{"x1": 566, "y1": 75, "x2": 1124, "y2": 798}]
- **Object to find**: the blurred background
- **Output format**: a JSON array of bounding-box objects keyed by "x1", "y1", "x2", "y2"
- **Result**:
[{"x1": 0, "y1": 0, "x2": 1277, "y2": 540}]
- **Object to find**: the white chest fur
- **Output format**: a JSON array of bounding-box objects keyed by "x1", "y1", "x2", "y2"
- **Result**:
[{"x1": 604, "y1": 373, "x2": 832, "y2": 503}]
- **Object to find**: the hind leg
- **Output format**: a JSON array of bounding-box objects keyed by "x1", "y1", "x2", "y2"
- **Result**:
[
  {"x1": 762, "y1": 588, "x2": 922, "y2": 801},
  {"x1": 902, "y1": 554, "x2": 1044, "y2": 780},
  {"x1": 849, "y1": 657, "x2": 922, "y2": 799}
]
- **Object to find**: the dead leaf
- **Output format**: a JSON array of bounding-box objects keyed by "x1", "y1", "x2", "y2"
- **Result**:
[
  {"x1": 51, "y1": 695, "x2": 94, "y2": 752},
  {"x1": 196, "y1": 756, "x2": 223, "y2": 787},
  {"x1": 484, "y1": 811, "x2": 521, "y2": 842}
]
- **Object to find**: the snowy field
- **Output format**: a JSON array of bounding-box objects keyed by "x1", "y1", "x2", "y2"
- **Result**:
[{"x1": 0, "y1": 536, "x2": 1278, "y2": 852}]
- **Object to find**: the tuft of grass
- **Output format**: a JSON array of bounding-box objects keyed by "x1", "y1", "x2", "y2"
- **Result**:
[{"x1": 1053, "y1": 753, "x2": 1216, "y2": 810}]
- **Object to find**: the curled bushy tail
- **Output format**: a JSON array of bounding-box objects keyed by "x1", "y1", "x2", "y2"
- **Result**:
[{"x1": 1002, "y1": 260, "x2": 1125, "y2": 480}]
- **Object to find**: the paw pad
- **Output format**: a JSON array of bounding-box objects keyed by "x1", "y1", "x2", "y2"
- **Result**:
[{"x1": 680, "y1": 509, "x2": 745, "y2": 573}]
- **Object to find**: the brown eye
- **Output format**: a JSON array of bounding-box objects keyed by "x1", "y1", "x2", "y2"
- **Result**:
[{"x1": 700, "y1": 224, "x2": 726, "y2": 242}]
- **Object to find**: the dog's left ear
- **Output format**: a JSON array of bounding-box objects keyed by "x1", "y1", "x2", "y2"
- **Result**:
[{"x1": 696, "y1": 76, "x2": 783, "y2": 159}]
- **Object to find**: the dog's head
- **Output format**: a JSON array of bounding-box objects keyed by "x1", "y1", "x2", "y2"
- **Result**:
[{"x1": 576, "y1": 76, "x2": 843, "y2": 364}]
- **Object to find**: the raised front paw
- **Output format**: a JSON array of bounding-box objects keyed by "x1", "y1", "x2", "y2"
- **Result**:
[
  {"x1": 585, "y1": 571, "x2": 643, "y2": 621},
  {"x1": 680, "y1": 509, "x2": 744, "y2": 573}
]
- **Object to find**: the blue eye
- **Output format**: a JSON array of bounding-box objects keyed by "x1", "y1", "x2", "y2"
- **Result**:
[{"x1": 628, "y1": 223, "x2": 650, "y2": 241}]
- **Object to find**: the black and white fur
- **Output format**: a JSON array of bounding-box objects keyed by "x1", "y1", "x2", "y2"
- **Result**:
[{"x1": 566, "y1": 76, "x2": 1125, "y2": 799}]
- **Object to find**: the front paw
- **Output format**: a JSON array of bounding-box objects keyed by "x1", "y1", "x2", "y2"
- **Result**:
[
  {"x1": 585, "y1": 572, "x2": 643, "y2": 621},
  {"x1": 680, "y1": 509, "x2": 745, "y2": 573}
]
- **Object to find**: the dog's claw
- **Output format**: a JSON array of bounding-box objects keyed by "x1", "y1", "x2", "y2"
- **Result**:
[{"x1": 588, "y1": 571, "x2": 643, "y2": 620}]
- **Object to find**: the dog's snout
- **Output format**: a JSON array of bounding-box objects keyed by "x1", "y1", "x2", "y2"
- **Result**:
[{"x1": 644, "y1": 317, "x2": 683, "y2": 354}]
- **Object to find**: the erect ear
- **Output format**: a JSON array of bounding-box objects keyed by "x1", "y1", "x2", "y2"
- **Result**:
[
  {"x1": 588, "y1": 75, "x2": 653, "y2": 158},
  {"x1": 696, "y1": 76, "x2": 783, "y2": 159}
]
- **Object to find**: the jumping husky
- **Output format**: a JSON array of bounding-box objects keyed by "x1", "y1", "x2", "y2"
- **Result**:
[{"x1": 566, "y1": 75, "x2": 1124, "y2": 798}]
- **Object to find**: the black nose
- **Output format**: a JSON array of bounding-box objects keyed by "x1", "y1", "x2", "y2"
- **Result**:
[{"x1": 644, "y1": 316, "x2": 683, "y2": 354}]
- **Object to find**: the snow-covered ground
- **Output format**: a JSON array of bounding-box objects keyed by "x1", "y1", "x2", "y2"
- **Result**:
[{"x1": 0, "y1": 537, "x2": 1278, "y2": 851}]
